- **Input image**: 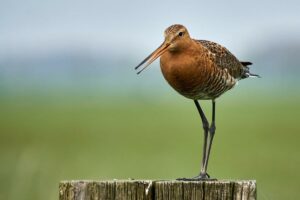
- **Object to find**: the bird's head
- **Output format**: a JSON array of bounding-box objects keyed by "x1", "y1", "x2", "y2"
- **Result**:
[
  {"x1": 164, "y1": 24, "x2": 191, "y2": 52},
  {"x1": 135, "y1": 24, "x2": 191, "y2": 74}
]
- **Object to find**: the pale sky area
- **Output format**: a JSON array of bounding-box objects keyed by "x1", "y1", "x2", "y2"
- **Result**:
[
  {"x1": 0, "y1": 0, "x2": 299, "y2": 57},
  {"x1": 0, "y1": 0, "x2": 299, "y2": 92}
]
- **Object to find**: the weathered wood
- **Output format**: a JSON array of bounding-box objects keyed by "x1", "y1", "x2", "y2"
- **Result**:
[{"x1": 59, "y1": 180, "x2": 256, "y2": 200}]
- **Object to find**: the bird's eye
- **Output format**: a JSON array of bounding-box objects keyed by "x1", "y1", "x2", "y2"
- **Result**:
[{"x1": 178, "y1": 32, "x2": 184, "y2": 37}]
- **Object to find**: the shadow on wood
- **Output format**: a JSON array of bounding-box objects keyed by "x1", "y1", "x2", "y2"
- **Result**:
[{"x1": 59, "y1": 180, "x2": 256, "y2": 200}]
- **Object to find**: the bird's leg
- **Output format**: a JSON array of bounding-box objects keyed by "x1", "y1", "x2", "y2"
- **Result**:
[
  {"x1": 194, "y1": 100, "x2": 210, "y2": 179},
  {"x1": 176, "y1": 100, "x2": 210, "y2": 181},
  {"x1": 176, "y1": 100, "x2": 216, "y2": 181},
  {"x1": 203, "y1": 100, "x2": 216, "y2": 174}
]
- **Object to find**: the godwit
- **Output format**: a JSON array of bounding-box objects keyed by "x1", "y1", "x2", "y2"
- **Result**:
[{"x1": 135, "y1": 24, "x2": 259, "y2": 180}]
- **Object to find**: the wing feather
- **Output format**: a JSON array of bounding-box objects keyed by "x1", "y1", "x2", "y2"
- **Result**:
[{"x1": 197, "y1": 40, "x2": 245, "y2": 79}]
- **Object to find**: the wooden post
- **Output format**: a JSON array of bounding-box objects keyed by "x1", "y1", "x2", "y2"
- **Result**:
[{"x1": 59, "y1": 180, "x2": 256, "y2": 200}]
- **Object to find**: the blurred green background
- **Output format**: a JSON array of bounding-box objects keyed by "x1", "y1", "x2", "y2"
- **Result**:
[{"x1": 1, "y1": 0, "x2": 300, "y2": 200}]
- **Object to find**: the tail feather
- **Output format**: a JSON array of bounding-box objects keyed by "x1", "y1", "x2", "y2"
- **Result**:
[
  {"x1": 249, "y1": 73, "x2": 261, "y2": 78},
  {"x1": 240, "y1": 61, "x2": 260, "y2": 78},
  {"x1": 241, "y1": 61, "x2": 252, "y2": 66}
]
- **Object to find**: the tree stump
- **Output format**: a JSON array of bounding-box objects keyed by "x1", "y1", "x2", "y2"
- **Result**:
[{"x1": 59, "y1": 180, "x2": 256, "y2": 200}]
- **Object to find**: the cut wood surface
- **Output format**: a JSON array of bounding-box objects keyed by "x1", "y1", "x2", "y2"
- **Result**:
[{"x1": 59, "y1": 180, "x2": 256, "y2": 200}]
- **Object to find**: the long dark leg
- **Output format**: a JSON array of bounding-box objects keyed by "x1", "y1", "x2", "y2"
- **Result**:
[
  {"x1": 193, "y1": 100, "x2": 210, "y2": 178},
  {"x1": 203, "y1": 100, "x2": 216, "y2": 173},
  {"x1": 176, "y1": 100, "x2": 215, "y2": 181}
]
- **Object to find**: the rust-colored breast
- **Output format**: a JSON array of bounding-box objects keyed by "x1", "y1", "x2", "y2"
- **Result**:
[{"x1": 160, "y1": 41, "x2": 237, "y2": 100}]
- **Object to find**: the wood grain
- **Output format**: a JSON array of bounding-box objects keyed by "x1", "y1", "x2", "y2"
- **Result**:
[{"x1": 59, "y1": 180, "x2": 256, "y2": 200}]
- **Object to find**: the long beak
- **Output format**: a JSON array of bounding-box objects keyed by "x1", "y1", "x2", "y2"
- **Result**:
[{"x1": 135, "y1": 42, "x2": 170, "y2": 74}]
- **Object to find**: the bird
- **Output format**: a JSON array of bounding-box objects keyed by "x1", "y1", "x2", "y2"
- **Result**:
[{"x1": 135, "y1": 24, "x2": 259, "y2": 180}]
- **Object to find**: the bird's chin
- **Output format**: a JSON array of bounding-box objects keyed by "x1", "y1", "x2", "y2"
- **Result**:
[{"x1": 168, "y1": 46, "x2": 179, "y2": 53}]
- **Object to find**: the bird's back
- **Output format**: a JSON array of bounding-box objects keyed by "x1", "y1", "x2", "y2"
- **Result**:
[{"x1": 197, "y1": 40, "x2": 253, "y2": 79}]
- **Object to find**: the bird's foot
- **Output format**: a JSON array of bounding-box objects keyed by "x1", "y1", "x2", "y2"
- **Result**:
[{"x1": 176, "y1": 173, "x2": 217, "y2": 181}]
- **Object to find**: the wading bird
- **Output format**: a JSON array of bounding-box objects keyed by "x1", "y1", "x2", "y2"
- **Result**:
[{"x1": 135, "y1": 24, "x2": 259, "y2": 180}]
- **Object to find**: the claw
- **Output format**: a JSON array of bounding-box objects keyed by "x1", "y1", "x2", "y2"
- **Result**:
[{"x1": 176, "y1": 173, "x2": 217, "y2": 181}]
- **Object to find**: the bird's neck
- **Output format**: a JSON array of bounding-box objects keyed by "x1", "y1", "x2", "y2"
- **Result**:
[{"x1": 167, "y1": 39, "x2": 200, "y2": 56}]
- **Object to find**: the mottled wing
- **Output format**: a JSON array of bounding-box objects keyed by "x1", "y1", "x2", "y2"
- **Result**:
[{"x1": 197, "y1": 40, "x2": 245, "y2": 79}]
